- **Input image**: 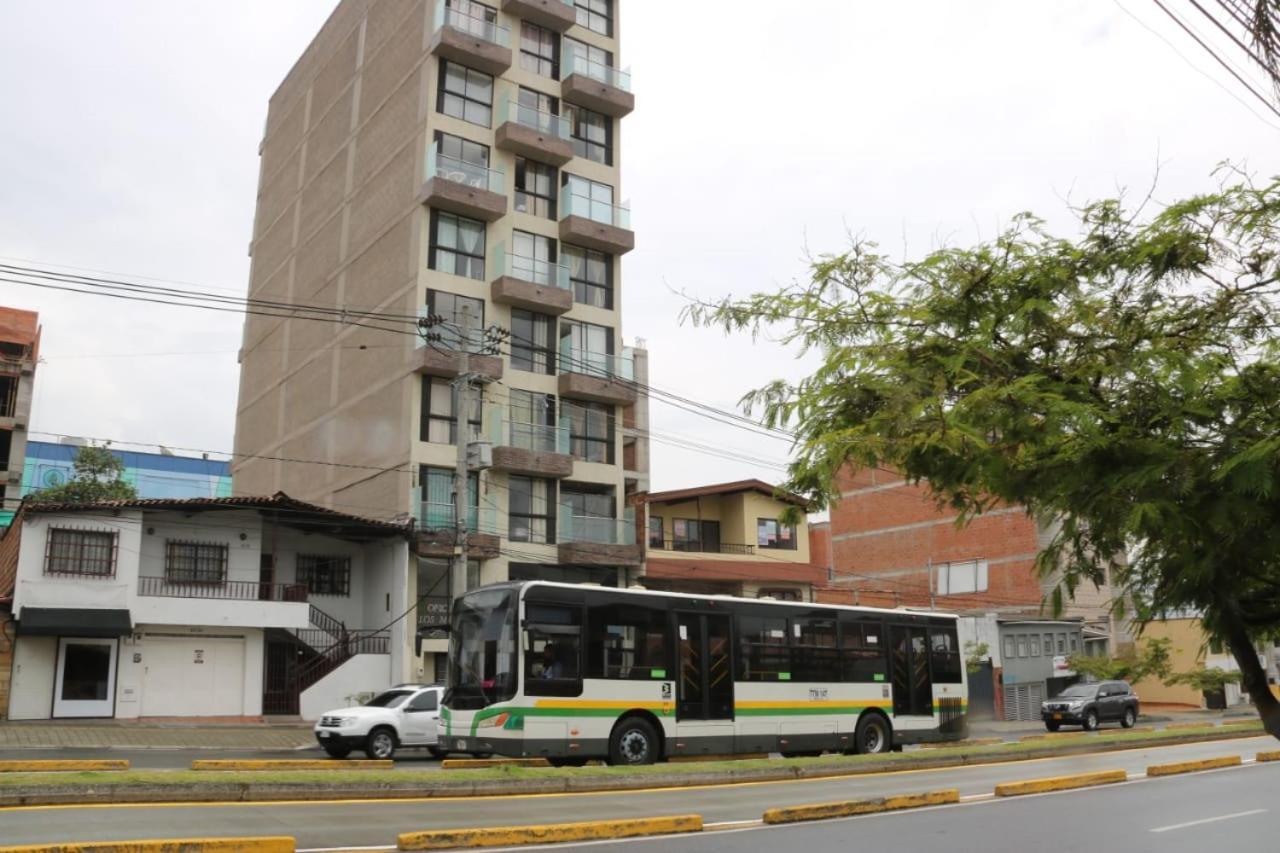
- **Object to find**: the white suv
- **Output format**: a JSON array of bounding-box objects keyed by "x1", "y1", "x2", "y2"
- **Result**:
[{"x1": 313, "y1": 684, "x2": 445, "y2": 760}]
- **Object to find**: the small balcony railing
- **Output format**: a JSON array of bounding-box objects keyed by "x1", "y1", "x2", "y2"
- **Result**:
[
  {"x1": 558, "y1": 505, "x2": 636, "y2": 546},
  {"x1": 653, "y1": 540, "x2": 757, "y2": 555},
  {"x1": 559, "y1": 342, "x2": 635, "y2": 380},
  {"x1": 560, "y1": 188, "x2": 630, "y2": 229},
  {"x1": 417, "y1": 500, "x2": 498, "y2": 535},
  {"x1": 563, "y1": 51, "x2": 631, "y2": 92},
  {"x1": 427, "y1": 147, "x2": 505, "y2": 194},
  {"x1": 137, "y1": 576, "x2": 308, "y2": 602},
  {"x1": 487, "y1": 405, "x2": 571, "y2": 454},
  {"x1": 433, "y1": 2, "x2": 511, "y2": 47},
  {"x1": 493, "y1": 243, "x2": 571, "y2": 290},
  {"x1": 497, "y1": 98, "x2": 571, "y2": 140}
]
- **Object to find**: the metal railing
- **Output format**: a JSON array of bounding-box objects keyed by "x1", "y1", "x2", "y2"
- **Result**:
[
  {"x1": 497, "y1": 98, "x2": 571, "y2": 140},
  {"x1": 427, "y1": 147, "x2": 505, "y2": 194},
  {"x1": 417, "y1": 499, "x2": 498, "y2": 535},
  {"x1": 137, "y1": 576, "x2": 308, "y2": 602},
  {"x1": 492, "y1": 242, "x2": 571, "y2": 290},
  {"x1": 558, "y1": 505, "x2": 636, "y2": 546},
  {"x1": 563, "y1": 51, "x2": 632, "y2": 91},
  {"x1": 560, "y1": 188, "x2": 631, "y2": 229},
  {"x1": 433, "y1": 2, "x2": 511, "y2": 46},
  {"x1": 487, "y1": 405, "x2": 571, "y2": 454},
  {"x1": 559, "y1": 342, "x2": 635, "y2": 380},
  {"x1": 651, "y1": 540, "x2": 756, "y2": 555}
]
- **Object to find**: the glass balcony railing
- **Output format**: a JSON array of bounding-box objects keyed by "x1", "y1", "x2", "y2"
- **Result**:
[
  {"x1": 416, "y1": 305, "x2": 487, "y2": 353},
  {"x1": 558, "y1": 505, "x2": 636, "y2": 546},
  {"x1": 433, "y1": 2, "x2": 511, "y2": 47},
  {"x1": 497, "y1": 98, "x2": 571, "y2": 140},
  {"x1": 560, "y1": 188, "x2": 631, "y2": 229},
  {"x1": 492, "y1": 242, "x2": 571, "y2": 290},
  {"x1": 417, "y1": 498, "x2": 497, "y2": 535},
  {"x1": 487, "y1": 405, "x2": 570, "y2": 454},
  {"x1": 427, "y1": 147, "x2": 505, "y2": 194},
  {"x1": 559, "y1": 342, "x2": 635, "y2": 380},
  {"x1": 563, "y1": 51, "x2": 632, "y2": 91}
]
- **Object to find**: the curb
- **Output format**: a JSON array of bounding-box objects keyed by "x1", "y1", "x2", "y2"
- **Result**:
[
  {"x1": 1146, "y1": 755, "x2": 1242, "y2": 777},
  {"x1": 0, "y1": 837, "x2": 294, "y2": 853},
  {"x1": 189, "y1": 760, "x2": 391, "y2": 771},
  {"x1": 1257, "y1": 750, "x2": 1280, "y2": 762},
  {"x1": 0, "y1": 761, "x2": 129, "y2": 773},
  {"x1": 668, "y1": 753, "x2": 769, "y2": 763},
  {"x1": 441, "y1": 758, "x2": 550, "y2": 770},
  {"x1": 396, "y1": 815, "x2": 702, "y2": 850},
  {"x1": 994, "y1": 769, "x2": 1127, "y2": 797},
  {"x1": 762, "y1": 789, "x2": 959, "y2": 824}
]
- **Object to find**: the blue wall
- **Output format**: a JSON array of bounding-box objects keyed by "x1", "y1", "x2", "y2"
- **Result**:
[{"x1": 20, "y1": 441, "x2": 232, "y2": 501}]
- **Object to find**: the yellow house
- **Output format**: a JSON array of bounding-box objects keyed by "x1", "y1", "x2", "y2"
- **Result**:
[{"x1": 1131, "y1": 617, "x2": 1209, "y2": 707}]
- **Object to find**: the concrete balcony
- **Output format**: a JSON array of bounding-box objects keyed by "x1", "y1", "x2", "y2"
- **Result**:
[
  {"x1": 557, "y1": 507, "x2": 642, "y2": 566},
  {"x1": 416, "y1": 312, "x2": 504, "y2": 383},
  {"x1": 131, "y1": 577, "x2": 309, "y2": 629},
  {"x1": 500, "y1": 0, "x2": 576, "y2": 32},
  {"x1": 487, "y1": 406, "x2": 573, "y2": 478},
  {"x1": 419, "y1": 148, "x2": 507, "y2": 222},
  {"x1": 415, "y1": 502, "x2": 500, "y2": 559},
  {"x1": 429, "y1": 3, "x2": 512, "y2": 76},
  {"x1": 558, "y1": 189, "x2": 634, "y2": 255},
  {"x1": 489, "y1": 243, "x2": 573, "y2": 315},
  {"x1": 561, "y1": 52, "x2": 634, "y2": 118},
  {"x1": 557, "y1": 346, "x2": 636, "y2": 405},
  {"x1": 495, "y1": 100, "x2": 574, "y2": 166}
]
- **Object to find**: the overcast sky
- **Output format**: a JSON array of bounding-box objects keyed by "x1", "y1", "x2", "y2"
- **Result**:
[{"x1": 1, "y1": 1, "x2": 1277, "y2": 496}]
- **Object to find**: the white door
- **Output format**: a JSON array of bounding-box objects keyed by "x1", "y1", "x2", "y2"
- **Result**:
[
  {"x1": 140, "y1": 637, "x2": 245, "y2": 717},
  {"x1": 400, "y1": 688, "x2": 441, "y2": 744},
  {"x1": 53, "y1": 638, "x2": 118, "y2": 718}
]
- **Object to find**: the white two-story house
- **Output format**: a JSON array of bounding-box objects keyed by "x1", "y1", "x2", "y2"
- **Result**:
[{"x1": 0, "y1": 494, "x2": 413, "y2": 720}]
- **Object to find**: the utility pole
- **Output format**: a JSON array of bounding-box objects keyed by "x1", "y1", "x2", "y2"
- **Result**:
[{"x1": 451, "y1": 304, "x2": 475, "y2": 604}]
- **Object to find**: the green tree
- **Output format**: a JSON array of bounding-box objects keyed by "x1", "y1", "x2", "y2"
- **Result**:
[
  {"x1": 1066, "y1": 637, "x2": 1174, "y2": 683},
  {"x1": 1167, "y1": 666, "x2": 1242, "y2": 693},
  {"x1": 964, "y1": 640, "x2": 990, "y2": 674},
  {"x1": 27, "y1": 445, "x2": 138, "y2": 503},
  {"x1": 688, "y1": 169, "x2": 1280, "y2": 737}
]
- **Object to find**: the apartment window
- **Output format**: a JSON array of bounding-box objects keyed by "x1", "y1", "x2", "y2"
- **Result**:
[
  {"x1": 936, "y1": 560, "x2": 989, "y2": 595},
  {"x1": 1016, "y1": 635, "x2": 1028, "y2": 657},
  {"x1": 164, "y1": 541, "x2": 228, "y2": 584},
  {"x1": 565, "y1": 400, "x2": 613, "y2": 463},
  {"x1": 519, "y1": 21, "x2": 558, "y2": 77},
  {"x1": 673, "y1": 519, "x2": 720, "y2": 553},
  {"x1": 760, "y1": 588, "x2": 802, "y2": 601},
  {"x1": 561, "y1": 482, "x2": 614, "y2": 519},
  {"x1": 511, "y1": 309, "x2": 556, "y2": 374},
  {"x1": 437, "y1": 60, "x2": 493, "y2": 127},
  {"x1": 1003, "y1": 635, "x2": 1016, "y2": 660},
  {"x1": 421, "y1": 465, "x2": 479, "y2": 531},
  {"x1": 421, "y1": 375, "x2": 481, "y2": 444},
  {"x1": 565, "y1": 103, "x2": 611, "y2": 165},
  {"x1": 757, "y1": 518, "x2": 797, "y2": 550},
  {"x1": 647, "y1": 516, "x2": 663, "y2": 548},
  {"x1": 509, "y1": 389, "x2": 557, "y2": 451},
  {"x1": 1029, "y1": 634, "x2": 1040, "y2": 657},
  {"x1": 518, "y1": 85, "x2": 557, "y2": 118},
  {"x1": 563, "y1": 245, "x2": 612, "y2": 309},
  {"x1": 429, "y1": 212, "x2": 486, "y2": 281},
  {"x1": 509, "y1": 476, "x2": 554, "y2": 543},
  {"x1": 511, "y1": 230, "x2": 558, "y2": 286},
  {"x1": 559, "y1": 319, "x2": 613, "y2": 376},
  {"x1": 446, "y1": 0, "x2": 498, "y2": 34},
  {"x1": 562, "y1": 174, "x2": 616, "y2": 224},
  {"x1": 433, "y1": 131, "x2": 490, "y2": 186},
  {"x1": 427, "y1": 290, "x2": 486, "y2": 352},
  {"x1": 1070, "y1": 635, "x2": 1080, "y2": 653},
  {"x1": 297, "y1": 555, "x2": 352, "y2": 597},
  {"x1": 44, "y1": 529, "x2": 117, "y2": 577},
  {"x1": 1057, "y1": 633, "x2": 1067, "y2": 654},
  {"x1": 1043, "y1": 633, "x2": 1053, "y2": 655},
  {"x1": 515, "y1": 158, "x2": 557, "y2": 219}
]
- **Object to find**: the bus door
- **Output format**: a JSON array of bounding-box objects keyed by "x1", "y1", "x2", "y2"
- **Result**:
[
  {"x1": 675, "y1": 612, "x2": 734, "y2": 721},
  {"x1": 890, "y1": 625, "x2": 933, "y2": 716}
]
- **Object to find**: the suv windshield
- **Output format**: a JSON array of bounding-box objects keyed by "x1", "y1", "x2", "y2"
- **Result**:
[
  {"x1": 1057, "y1": 684, "x2": 1099, "y2": 699},
  {"x1": 365, "y1": 689, "x2": 414, "y2": 708},
  {"x1": 446, "y1": 587, "x2": 517, "y2": 710}
]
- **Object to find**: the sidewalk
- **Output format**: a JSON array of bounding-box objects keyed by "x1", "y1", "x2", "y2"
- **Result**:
[{"x1": 0, "y1": 720, "x2": 316, "y2": 750}]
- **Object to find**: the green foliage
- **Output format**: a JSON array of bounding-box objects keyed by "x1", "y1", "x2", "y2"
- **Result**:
[
  {"x1": 964, "y1": 640, "x2": 990, "y2": 673},
  {"x1": 1066, "y1": 637, "x2": 1174, "y2": 683},
  {"x1": 1167, "y1": 666, "x2": 1242, "y2": 693},
  {"x1": 26, "y1": 445, "x2": 137, "y2": 504},
  {"x1": 686, "y1": 166, "x2": 1280, "y2": 727}
]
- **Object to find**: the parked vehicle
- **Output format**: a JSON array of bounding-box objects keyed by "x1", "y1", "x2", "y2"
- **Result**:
[
  {"x1": 313, "y1": 684, "x2": 444, "y2": 759},
  {"x1": 1041, "y1": 680, "x2": 1140, "y2": 731}
]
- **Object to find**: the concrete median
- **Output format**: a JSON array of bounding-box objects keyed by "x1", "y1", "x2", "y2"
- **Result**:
[
  {"x1": 763, "y1": 789, "x2": 960, "y2": 824},
  {"x1": 396, "y1": 815, "x2": 702, "y2": 850},
  {"x1": 994, "y1": 769, "x2": 1128, "y2": 797},
  {"x1": 0, "y1": 761, "x2": 129, "y2": 773},
  {"x1": 189, "y1": 760, "x2": 391, "y2": 771},
  {"x1": 440, "y1": 758, "x2": 550, "y2": 769},
  {"x1": 1256, "y1": 750, "x2": 1280, "y2": 762},
  {"x1": 1145, "y1": 755, "x2": 1241, "y2": 777},
  {"x1": 0, "y1": 837, "x2": 294, "y2": 853}
]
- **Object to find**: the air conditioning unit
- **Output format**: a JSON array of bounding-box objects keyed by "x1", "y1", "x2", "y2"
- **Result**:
[{"x1": 466, "y1": 441, "x2": 492, "y2": 471}]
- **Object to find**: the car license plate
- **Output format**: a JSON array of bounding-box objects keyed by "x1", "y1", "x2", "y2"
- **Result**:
[
  {"x1": 1052, "y1": 713, "x2": 1062, "y2": 720},
  {"x1": 318, "y1": 731, "x2": 330, "y2": 738}
]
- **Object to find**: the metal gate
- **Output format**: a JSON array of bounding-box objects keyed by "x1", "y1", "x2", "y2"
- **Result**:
[
  {"x1": 1002, "y1": 682, "x2": 1045, "y2": 721},
  {"x1": 968, "y1": 661, "x2": 996, "y2": 719}
]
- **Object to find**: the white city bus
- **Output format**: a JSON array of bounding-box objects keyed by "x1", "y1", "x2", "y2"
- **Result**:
[{"x1": 438, "y1": 581, "x2": 968, "y2": 765}]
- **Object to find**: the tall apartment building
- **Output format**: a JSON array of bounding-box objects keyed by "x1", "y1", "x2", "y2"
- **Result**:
[
  {"x1": 233, "y1": 0, "x2": 646, "y2": 679},
  {"x1": 0, "y1": 307, "x2": 40, "y2": 528}
]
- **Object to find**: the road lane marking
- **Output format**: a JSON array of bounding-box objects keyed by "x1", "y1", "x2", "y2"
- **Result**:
[{"x1": 1150, "y1": 809, "x2": 1267, "y2": 833}]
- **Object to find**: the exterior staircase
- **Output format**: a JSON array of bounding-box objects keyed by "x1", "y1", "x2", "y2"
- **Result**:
[{"x1": 263, "y1": 605, "x2": 390, "y2": 715}]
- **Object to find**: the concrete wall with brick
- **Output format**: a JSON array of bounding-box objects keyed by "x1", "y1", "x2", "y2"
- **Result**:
[{"x1": 0, "y1": 609, "x2": 13, "y2": 720}]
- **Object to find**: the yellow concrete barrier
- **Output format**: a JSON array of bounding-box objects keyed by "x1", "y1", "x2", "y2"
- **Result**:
[
  {"x1": 440, "y1": 758, "x2": 550, "y2": 769},
  {"x1": 994, "y1": 769, "x2": 1128, "y2": 797},
  {"x1": 762, "y1": 789, "x2": 960, "y2": 824},
  {"x1": 0, "y1": 837, "x2": 294, "y2": 853},
  {"x1": 1256, "y1": 750, "x2": 1280, "y2": 762},
  {"x1": 1146, "y1": 755, "x2": 1242, "y2": 777},
  {"x1": 189, "y1": 759, "x2": 391, "y2": 771},
  {"x1": 1221, "y1": 718, "x2": 1261, "y2": 727},
  {"x1": 0, "y1": 760, "x2": 129, "y2": 772},
  {"x1": 396, "y1": 815, "x2": 702, "y2": 850}
]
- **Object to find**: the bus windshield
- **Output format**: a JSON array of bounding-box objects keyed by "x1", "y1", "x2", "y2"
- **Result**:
[{"x1": 445, "y1": 587, "x2": 517, "y2": 709}]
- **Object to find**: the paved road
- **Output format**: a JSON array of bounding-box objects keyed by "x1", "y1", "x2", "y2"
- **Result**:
[
  {"x1": 0, "y1": 735, "x2": 1274, "y2": 848},
  {"x1": 572, "y1": 762, "x2": 1279, "y2": 853},
  {"x1": 0, "y1": 746, "x2": 444, "y2": 770}
]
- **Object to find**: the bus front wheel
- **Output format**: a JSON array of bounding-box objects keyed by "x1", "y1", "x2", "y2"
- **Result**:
[
  {"x1": 854, "y1": 713, "x2": 891, "y2": 755},
  {"x1": 609, "y1": 716, "x2": 660, "y2": 766}
]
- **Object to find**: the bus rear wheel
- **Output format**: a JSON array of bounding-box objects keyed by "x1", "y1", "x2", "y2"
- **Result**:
[
  {"x1": 609, "y1": 717, "x2": 660, "y2": 766},
  {"x1": 854, "y1": 713, "x2": 891, "y2": 755}
]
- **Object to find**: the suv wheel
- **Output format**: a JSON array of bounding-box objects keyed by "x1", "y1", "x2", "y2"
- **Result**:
[
  {"x1": 1121, "y1": 707, "x2": 1136, "y2": 728},
  {"x1": 365, "y1": 727, "x2": 397, "y2": 760},
  {"x1": 1083, "y1": 710, "x2": 1099, "y2": 732}
]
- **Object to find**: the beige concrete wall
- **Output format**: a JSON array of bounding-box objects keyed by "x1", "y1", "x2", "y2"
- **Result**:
[
  {"x1": 1131, "y1": 618, "x2": 1208, "y2": 707},
  {"x1": 648, "y1": 492, "x2": 810, "y2": 564}
]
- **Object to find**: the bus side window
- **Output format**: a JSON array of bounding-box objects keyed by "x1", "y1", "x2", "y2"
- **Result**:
[
  {"x1": 929, "y1": 625, "x2": 963, "y2": 683},
  {"x1": 791, "y1": 617, "x2": 839, "y2": 681},
  {"x1": 738, "y1": 613, "x2": 791, "y2": 681},
  {"x1": 585, "y1": 602, "x2": 671, "y2": 680},
  {"x1": 839, "y1": 618, "x2": 887, "y2": 683},
  {"x1": 525, "y1": 603, "x2": 583, "y2": 697}
]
